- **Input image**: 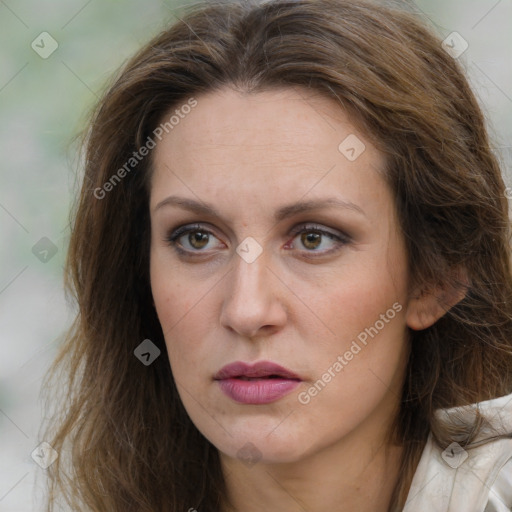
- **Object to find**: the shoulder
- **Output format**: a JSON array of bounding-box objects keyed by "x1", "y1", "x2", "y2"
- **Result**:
[{"x1": 403, "y1": 393, "x2": 512, "y2": 512}]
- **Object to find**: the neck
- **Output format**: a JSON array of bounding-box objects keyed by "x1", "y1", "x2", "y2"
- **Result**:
[{"x1": 220, "y1": 434, "x2": 404, "y2": 512}]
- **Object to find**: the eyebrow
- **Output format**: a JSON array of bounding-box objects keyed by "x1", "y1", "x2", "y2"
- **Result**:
[{"x1": 153, "y1": 195, "x2": 366, "y2": 221}]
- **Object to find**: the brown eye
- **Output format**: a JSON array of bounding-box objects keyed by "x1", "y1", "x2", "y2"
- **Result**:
[
  {"x1": 288, "y1": 224, "x2": 350, "y2": 257},
  {"x1": 301, "y1": 231, "x2": 322, "y2": 250},
  {"x1": 188, "y1": 231, "x2": 210, "y2": 249},
  {"x1": 166, "y1": 224, "x2": 223, "y2": 253}
]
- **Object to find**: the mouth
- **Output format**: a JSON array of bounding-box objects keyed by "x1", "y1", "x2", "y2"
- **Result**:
[
  {"x1": 213, "y1": 360, "x2": 302, "y2": 381},
  {"x1": 234, "y1": 374, "x2": 298, "y2": 380},
  {"x1": 213, "y1": 361, "x2": 302, "y2": 404}
]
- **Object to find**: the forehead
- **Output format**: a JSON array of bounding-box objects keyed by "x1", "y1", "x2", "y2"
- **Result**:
[
  {"x1": 153, "y1": 87, "x2": 370, "y2": 158},
  {"x1": 149, "y1": 86, "x2": 389, "y2": 218}
]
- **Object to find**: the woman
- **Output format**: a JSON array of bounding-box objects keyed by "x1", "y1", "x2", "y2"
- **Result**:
[{"x1": 42, "y1": 0, "x2": 512, "y2": 510}]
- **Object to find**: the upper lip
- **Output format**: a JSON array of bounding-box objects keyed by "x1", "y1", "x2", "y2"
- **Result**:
[{"x1": 214, "y1": 361, "x2": 302, "y2": 380}]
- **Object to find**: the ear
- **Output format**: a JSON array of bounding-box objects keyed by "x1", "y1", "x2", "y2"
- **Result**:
[{"x1": 406, "y1": 268, "x2": 468, "y2": 331}]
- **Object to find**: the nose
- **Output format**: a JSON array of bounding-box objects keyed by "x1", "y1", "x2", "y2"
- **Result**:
[{"x1": 219, "y1": 248, "x2": 288, "y2": 339}]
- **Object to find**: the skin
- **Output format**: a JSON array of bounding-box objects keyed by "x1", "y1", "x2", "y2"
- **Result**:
[{"x1": 149, "y1": 87, "x2": 450, "y2": 512}]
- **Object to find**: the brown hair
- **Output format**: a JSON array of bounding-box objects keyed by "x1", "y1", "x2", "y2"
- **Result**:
[{"x1": 42, "y1": 0, "x2": 512, "y2": 510}]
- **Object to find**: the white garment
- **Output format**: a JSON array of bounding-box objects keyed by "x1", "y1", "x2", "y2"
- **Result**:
[{"x1": 404, "y1": 393, "x2": 512, "y2": 511}]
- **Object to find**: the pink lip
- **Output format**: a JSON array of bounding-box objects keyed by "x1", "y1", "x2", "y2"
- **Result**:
[{"x1": 214, "y1": 361, "x2": 302, "y2": 405}]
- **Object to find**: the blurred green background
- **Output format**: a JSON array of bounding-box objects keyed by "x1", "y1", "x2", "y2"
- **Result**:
[{"x1": 0, "y1": 1, "x2": 510, "y2": 510}]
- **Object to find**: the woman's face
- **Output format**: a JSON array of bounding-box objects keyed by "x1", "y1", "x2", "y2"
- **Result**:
[{"x1": 149, "y1": 86, "x2": 413, "y2": 465}]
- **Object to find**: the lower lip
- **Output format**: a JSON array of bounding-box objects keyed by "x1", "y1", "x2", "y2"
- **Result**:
[{"x1": 216, "y1": 377, "x2": 301, "y2": 404}]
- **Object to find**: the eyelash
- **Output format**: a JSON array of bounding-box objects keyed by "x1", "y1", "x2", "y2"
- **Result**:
[{"x1": 165, "y1": 223, "x2": 350, "y2": 258}]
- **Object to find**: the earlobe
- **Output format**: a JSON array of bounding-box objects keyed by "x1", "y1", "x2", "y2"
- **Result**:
[{"x1": 405, "y1": 271, "x2": 468, "y2": 331}]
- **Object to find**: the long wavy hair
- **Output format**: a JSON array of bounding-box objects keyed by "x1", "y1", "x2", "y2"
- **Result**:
[{"x1": 41, "y1": 0, "x2": 512, "y2": 510}]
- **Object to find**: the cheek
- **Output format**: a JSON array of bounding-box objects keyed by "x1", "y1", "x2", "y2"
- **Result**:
[
  {"x1": 150, "y1": 246, "x2": 200, "y2": 324},
  {"x1": 152, "y1": 285, "x2": 227, "y2": 441},
  {"x1": 312, "y1": 258, "x2": 406, "y2": 341},
  {"x1": 150, "y1": 256, "x2": 217, "y2": 375},
  {"x1": 295, "y1": 272, "x2": 408, "y2": 442},
  {"x1": 302, "y1": 247, "x2": 409, "y2": 398},
  {"x1": 312, "y1": 282, "x2": 407, "y2": 382}
]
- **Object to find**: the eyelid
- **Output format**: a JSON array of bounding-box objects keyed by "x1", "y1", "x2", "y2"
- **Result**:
[{"x1": 288, "y1": 222, "x2": 349, "y2": 241}]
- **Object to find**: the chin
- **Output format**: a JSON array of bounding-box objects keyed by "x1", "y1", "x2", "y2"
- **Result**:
[{"x1": 213, "y1": 426, "x2": 313, "y2": 465}]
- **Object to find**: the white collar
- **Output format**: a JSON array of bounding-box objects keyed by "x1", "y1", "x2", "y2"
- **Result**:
[{"x1": 403, "y1": 392, "x2": 512, "y2": 511}]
